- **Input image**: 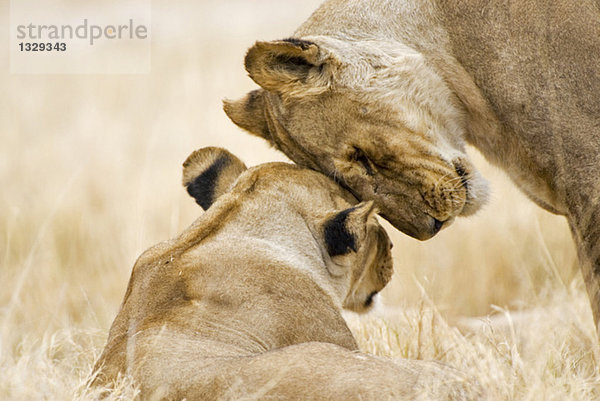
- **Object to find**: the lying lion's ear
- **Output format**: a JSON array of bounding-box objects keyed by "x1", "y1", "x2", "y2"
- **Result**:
[
  {"x1": 223, "y1": 89, "x2": 270, "y2": 141},
  {"x1": 322, "y1": 201, "x2": 377, "y2": 257},
  {"x1": 244, "y1": 38, "x2": 334, "y2": 96},
  {"x1": 182, "y1": 147, "x2": 247, "y2": 210}
]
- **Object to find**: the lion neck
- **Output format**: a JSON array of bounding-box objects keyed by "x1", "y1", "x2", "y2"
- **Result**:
[
  {"x1": 174, "y1": 202, "x2": 359, "y2": 353},
  {"x1": 214, "y1": 198, "x2": 352, "y2": 311}
]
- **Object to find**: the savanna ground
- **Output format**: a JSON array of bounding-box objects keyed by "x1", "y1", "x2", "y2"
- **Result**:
[{"x1": 1, "y1": 1, "x2": 599, "y2": 399}]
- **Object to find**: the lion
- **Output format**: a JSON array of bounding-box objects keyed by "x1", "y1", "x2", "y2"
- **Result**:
[
  {"x1": 223, "y1": 0, "x2": 600, "y2": 334},
  {"x1": 92, "y1": 147, "x2": 482, "y2": 400}
]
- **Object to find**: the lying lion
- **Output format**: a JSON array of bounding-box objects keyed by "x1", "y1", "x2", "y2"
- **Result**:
[
  {"x1": 224, "y1": 0, "x2": 600, "y2": 335},
  {"x1": 92, "y1": 147, "x2": 481, "y2": 400}
]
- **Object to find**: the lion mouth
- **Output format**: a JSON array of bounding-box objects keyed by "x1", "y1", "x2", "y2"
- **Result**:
[
  {"x1": 364, "y1": 291, "x2": 378, "y2": 308},
  {"x1": 378, "y1": 212, "x2": 443, "y2": 240},
  {"x1": 333, "y1": 157, "x2": 487, "y2": 239},
  {"x1": 432, "y1": 217, "x2": 444, "y2": 233}
]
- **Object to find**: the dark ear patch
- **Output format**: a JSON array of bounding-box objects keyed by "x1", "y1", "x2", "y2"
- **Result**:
[
  {"x1": 185, "y1": 155, "x2": 228, "y2": 209},
  {"x1": 323, "y1": 208, "x2": 357, "y2": 257},
  {"x1": 182, "y1": 147, "x2": 247, "y2": 210}
]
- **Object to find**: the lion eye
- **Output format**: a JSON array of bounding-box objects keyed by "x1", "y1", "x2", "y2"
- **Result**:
[{"x1": 351, "y1": 147, "x2": 375, "y2": 176}]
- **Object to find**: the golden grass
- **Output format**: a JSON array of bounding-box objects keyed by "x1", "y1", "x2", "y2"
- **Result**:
[{"x1": 1, "y1": 0, "x2": 599, "y2": 399}]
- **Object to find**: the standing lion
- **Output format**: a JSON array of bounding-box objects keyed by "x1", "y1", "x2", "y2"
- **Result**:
[{"x1": 224, "y1": 0, "x2": 600, "y2": 335}]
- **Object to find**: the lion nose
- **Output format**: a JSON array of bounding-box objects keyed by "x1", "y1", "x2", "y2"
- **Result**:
[{"x1": 432, "y1": 218, "x2": 444, "y2": 235}]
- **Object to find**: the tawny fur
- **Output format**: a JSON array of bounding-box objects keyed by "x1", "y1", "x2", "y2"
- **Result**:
[
  {"x1": 92, "y1": 147, "x2": 482, "y2": 400},
  {"x1": 224, "y1": 0, "x2": 600, "y2": 335}
]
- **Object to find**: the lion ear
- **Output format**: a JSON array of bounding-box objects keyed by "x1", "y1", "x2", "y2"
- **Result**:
[
  {"x1": 244, "y1": 38, "x2": 334, "y2": 96},
  {"x1": 223, "y1": 89, "x2": 271, "y2": 141},
  {"x1": 182, "y1": 147, "x2": 247, "y2": 210},
  {"x1": 322, "y1": 201, "x2": 377, "y2": 258}
]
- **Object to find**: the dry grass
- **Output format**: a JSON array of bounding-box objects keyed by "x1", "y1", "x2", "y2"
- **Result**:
[{"x1": 1, "y1": 0, "x2": 599, "y2": 399}]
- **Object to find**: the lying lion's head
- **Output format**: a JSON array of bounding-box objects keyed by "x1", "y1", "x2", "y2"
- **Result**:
[
  {"x1": 182, "y1": 147, "x2": 393, "y2": 312},
  {"x1": 224, "y1": 38, "x2": 489, "y2": 240}
]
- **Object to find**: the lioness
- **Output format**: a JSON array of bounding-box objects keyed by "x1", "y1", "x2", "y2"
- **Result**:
[
  {"x1": 92, "y1": 147, "x2": 480, "y2": 400},
  {"x1": 224, "y1": 0, "x2": 600, "y2": 333}
]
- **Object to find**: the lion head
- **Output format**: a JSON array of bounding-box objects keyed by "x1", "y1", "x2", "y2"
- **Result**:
[
  {"x1": 182, "y1": 147, "x2": 393, "y2": 312},
  {"x1": 224, "y1": 38, "x2": 489, "y2": 240}
]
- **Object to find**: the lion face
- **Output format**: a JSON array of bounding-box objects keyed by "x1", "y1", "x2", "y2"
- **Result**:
[
  {"x1": 341, "y1": 219, "x2": 393, "y2": 313},
  {"x1": 224, "y1": 38, "x2": 489, "y2": 240}
]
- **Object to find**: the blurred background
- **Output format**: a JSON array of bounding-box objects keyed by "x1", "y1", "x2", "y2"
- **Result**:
[{"x1": 0, "y1": 1, "x2": 588, "y2": 397}]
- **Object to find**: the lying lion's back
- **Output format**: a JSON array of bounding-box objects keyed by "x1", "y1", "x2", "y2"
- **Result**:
[
  {"x1": 93, "y1": 239, "x2": 360, "y2": 384},
  {"x1": 174, "y1": 244, "x2": 359, "y2": 349}
]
